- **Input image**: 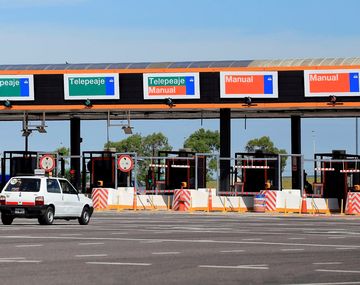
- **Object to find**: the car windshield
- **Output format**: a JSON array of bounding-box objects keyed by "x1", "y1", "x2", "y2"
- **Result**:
[{"x1": 3, "y1": 178, "x2": 41, "y2": 193}]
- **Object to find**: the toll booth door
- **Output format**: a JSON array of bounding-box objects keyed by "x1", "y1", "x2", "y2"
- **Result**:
[{"x1": 10, "y1": 157, "x2": 37, "y2": 177}]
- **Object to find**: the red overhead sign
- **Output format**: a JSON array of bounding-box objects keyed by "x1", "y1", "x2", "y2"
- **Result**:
[
  {"x1": 220, "y1": 71, "x2": 278, "y2": 98},
  {"x1": 304, "y1": 70, "x2": 360, "y2": 97}
]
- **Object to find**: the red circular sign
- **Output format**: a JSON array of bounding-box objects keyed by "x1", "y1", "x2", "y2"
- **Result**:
[
  {"x1": 39, "y1": 155, "x2": 56, "y2": 172},
  {"x1": 117, "y1": 155, "x2": 134, "y2": 172}
]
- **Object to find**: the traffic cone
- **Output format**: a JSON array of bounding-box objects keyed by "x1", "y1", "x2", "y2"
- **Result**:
[
  {"x1": 207, "y1": 189, "x2": 213, "y2": 212},
  {"x1": 346, "y1": 194, "x2": 353, "y2": 215},
  {"x1": 133, "y1": 191, "x2": 137, "y2": 211},
  {"x1": 301, "y1": 190, "x2": 307, "y2": 214}
]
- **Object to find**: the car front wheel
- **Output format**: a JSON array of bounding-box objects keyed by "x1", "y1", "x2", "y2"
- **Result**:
[
  {"x1": 78, "y1": 207, "x2": 90, "y2": 225},
  {"x1": 1, "y1": 213, "x2": 14, "y2": 225}
]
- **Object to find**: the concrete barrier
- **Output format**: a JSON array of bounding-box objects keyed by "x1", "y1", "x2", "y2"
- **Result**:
[{"x1": 95, "y1": 187, "x2": 342, "y2": 214}]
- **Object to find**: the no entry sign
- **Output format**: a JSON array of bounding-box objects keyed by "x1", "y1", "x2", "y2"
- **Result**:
[
  {"x1": 117, "y1": 155, "x2": 134, "y2": 172},
  {"x1": 39, "y1": 155, "x2": 56, "y2": 172}
]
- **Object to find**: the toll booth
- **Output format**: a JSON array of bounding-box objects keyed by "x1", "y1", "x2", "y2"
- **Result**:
[
  {"x1": 314, "y1": 150, "x2": 360, "y2": 204},
  {"x1": 147, "y1": 150, "x2": 206, "y2": 190},
  {"x1": 1, "y1": 151, "x2": 39, "y2": 187},
  {"x1": 82, "y1": 151, "x2": 130, "y2": 193},
  {"x1": 234, "y1": 151, "x2": 279, "y2": 194}
]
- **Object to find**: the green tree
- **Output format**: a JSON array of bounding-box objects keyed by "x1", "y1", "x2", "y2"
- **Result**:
[
  {"x1": 183, "y1": 128, "x2": 220, "y2": 180},
  {"x1": 143, "y1": 133, "x2": 172, "y2": 157},
  {"x1": 104, "y1": 133, "x2": 172, "y2": 183},
  {"x1": 105, "y1": 134, "x2": 143, "y2": 154},
  {"x1": 245, "y1": 136, "x2": 287, "y2": 172}
]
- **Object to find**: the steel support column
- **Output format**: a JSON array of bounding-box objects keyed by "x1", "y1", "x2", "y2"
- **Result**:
[
  {"x1": 220, "y1": 108, "x2": 231, "y2": 191},
  {"x1": 291, "y1": 116, "x2": 302, "y2": 189},
  {"x1": 70, "y1": 117, "x2": 81, "y2": 189}
]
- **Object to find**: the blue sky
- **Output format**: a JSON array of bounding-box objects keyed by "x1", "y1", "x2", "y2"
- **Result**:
[{"x1": 0, "y1": 0, "x2": 359, "y2": 167}]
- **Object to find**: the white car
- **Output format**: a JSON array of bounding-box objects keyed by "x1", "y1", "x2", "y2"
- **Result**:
[{"x1": 0, "y1": 176, "x2": 94, "y2": 225}]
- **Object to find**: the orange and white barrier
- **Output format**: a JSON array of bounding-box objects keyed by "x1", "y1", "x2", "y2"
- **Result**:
[
  {"x1": 172, "y1": 189, "x2": 191, "y2": 211},
  {"x1": 345, "y1": 192, "x2": 360, "y2": 214},
  {"x1": 91, "y1": 188, "x2": 109, "y2": 210},
  {"x1": 260, "y1": 190, "x2": 277, "y2": 212}
]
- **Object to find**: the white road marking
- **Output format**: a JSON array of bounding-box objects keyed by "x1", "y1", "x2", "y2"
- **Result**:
[
  {"x1": 1, "y1": 235, "x2": 359, "y2": 250},
  {"x1": 220, "y1": 250, "x2": 245, "y2": 253},
  {"x1": 16, "y1": 244, "x2": 43, "y2": 248},
  {"x1": 111, "y1": 232, "x2": 128, "y2": 235},
  {"x1": 78, "y1": 243, "x2": 104, "y2": 246},
  {"x1": 75, "y1": 254, "x2": 108, "y2": 257},
  {"x1": 336, "y1": 248, "x2": 358, "y2": 250},
  {"x1": 281, "y1": 249, "x2": 305, "y2": 251},
  {"x1": 282, "y1": 281, "x2": 360, "y2": 284},
  {"x1": 328, "y1": 237, "x2": 346, "y2": 239},
  {"x1": 152, "y1": 252, "x2": 180, "y2": 255},
  {"x1": 199, "y1": 264, "x2": 269, "y2": 270},
  {"x1": 242, "y1": 238, "x2": 262, "y2": 241},
  {"x1": 313, "y1": 262, "x2": 343, "y2": 265},
  {"x1": 60, "y1": 234, "x2": 83, "y2": 236},
  {"x1": 17, "y1": 260, "x2": 42, "y2": 263},
  {"x1": 86, "y1": 262, "x2": 151, "y2": 266},
  {"x1": 316, "y1": 269, "x2": 360, "y2": 274},
  {"x1": 288, "y1": 238, "x2": 306, "y2": 240}
]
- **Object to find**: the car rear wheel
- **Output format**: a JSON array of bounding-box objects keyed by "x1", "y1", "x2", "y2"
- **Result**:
[
  {"x1": 78, "y1": 207, "x2": 90, "y2": 225},
  {"x1": 1, "y1": 213, "x2": 14, "y2": 225},
  {"x1": 40, "y1": 207, "x2": 54, "y2": 225}
]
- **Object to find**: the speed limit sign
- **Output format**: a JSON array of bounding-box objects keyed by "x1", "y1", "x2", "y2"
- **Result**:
[
  {"x1": 39, "y1": 155, "x2": 56, "y2": 172},
  {"x1": 117, "y1": 155, "x2": 134, "y2": 172}
]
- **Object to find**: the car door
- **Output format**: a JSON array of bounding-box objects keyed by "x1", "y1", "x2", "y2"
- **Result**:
[
  {"x1": 59, "y1": 179, "x2": 81, "y2": 217},
  {"x1": 46, "y1": 178, "x2": 65, "y2": 217}
]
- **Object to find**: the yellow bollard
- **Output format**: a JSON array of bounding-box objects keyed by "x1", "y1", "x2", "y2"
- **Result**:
[
  {"x1": 167, "y1": 196, "x2": 171, "y2": 211},
  {"x1": 238, "y1": 196, "x2": 241, "y2": 213},
  {"x1": 340, "y1": 199, "x2": 344, "y2": 215},
  {"x1": 223, "y1": 197, "x2": 227, "y2": 212},
  {"x1": 326, "y1": 198, "x2": 331, "y2": 216}
]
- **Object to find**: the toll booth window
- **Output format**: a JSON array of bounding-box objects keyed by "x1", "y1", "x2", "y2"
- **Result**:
[
  {"x1": 47, "y1": 179, "x2": 61, "y2": 194},
  {"x1": 59, "y1": 180, "x2": 78, "y2": 195},
  {"x1": 4, "y1": 178, "x2": 41, "y2": 192}
]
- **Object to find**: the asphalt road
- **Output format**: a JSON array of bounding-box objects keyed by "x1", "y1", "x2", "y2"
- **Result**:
[{"x1": 0, "y1": 211, "x2": 359, "y2": 285}]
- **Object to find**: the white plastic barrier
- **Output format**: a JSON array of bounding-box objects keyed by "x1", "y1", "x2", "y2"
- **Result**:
[{"x1": 100, "y1": 187, "x2": 341, "y2": 213}]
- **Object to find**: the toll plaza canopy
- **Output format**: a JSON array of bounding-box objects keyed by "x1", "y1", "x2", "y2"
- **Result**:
[{"x1": 0, "y1": 57, "x2": 360, "y2": 121}]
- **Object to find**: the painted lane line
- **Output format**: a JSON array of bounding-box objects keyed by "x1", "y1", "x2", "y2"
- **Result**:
[
  {"x1": 17, "y1": 260, "x2": 42, "y2": 263},
  {"x1": 86, "y1": 262, "x2": 151, "y2": 266},
  {"x1": 313, "y1": 262, "x2": 343, "y2": 265},
  {"x1": 220, "y1": 250, "x2": 246, "y2": 253},
  {"x1": 152, "y1": 252, "x2": 180, "y2": 255},
  {"x1": 336, "y1": 248, "x2": 358, "y2": 250},
  {"x1": 76, "y1": 254, "x2": 108, "y2": 257},
  {"x1": 282, "y1": 281, "x2": 360, "y2": 285},
  {"x1": 199, "y1": 264, "x2": 269, "y2": 270},
  {"x1": 328, "y1": 237, "x2": 346, "y2": 239},
  {"x1": 78, "y1": 242, "x2": 105, "y2": 246},
  {"x1": 281, "y1": 249, "x2": 305, "y2": 252},
  {"x1": 316, "y1": 269, "x2": 360, "y2": 274},
  {"x1": 2, "y1": 236, "x2": 360, "y2": 250},
  {"x1": 111, "y1": 232, "x2": 128, "y2": 235},
  {"x1": 16, "y1": 244, "x2": 43, "y2": 248},
  {"x1": 60, "y1": 234, "x2": 83, "y2": 236},
  {"x1": 241, "y1": 238, "x2": 263, "y2": 241},
  {"x1": 288, "y1": 238, "x2": 306, "y2": 240}
]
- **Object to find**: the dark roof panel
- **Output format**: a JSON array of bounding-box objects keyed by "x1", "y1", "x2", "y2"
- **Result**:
[{"x1": 0, "y1": 58, "x2": 360, "y2": 71}]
